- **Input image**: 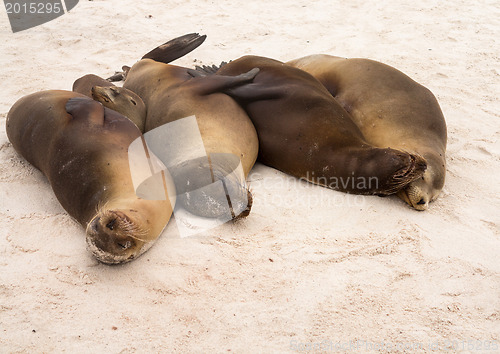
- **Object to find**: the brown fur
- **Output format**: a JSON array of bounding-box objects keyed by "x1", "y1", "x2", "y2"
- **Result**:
[
  {"x1": 124, "y1": 59, "x2": 259, "y2": 219},
  {"x1": 216, "y1": 55, "x2": 427, "y2": 195},
  {"x1": 6, "y1": 90, "x2": 174, "y2": 263},
  {"x1": 73, "y1": 74, "x2": 147, "y2": 132},
  {"x1": 287, "y1": 55, "x2": 447, "y2": 209}
]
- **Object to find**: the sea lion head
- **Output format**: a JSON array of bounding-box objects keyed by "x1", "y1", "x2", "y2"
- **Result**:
[
  {"x1": 371, "y1": 148, "x2": 427, "y2": 196},
  {"x1": 397, "y1": 154, "x2": 445, "y2": 210},
  {"x1": 91, "y1": 86, "x2": 146, "y2": 132},
  {"x1": 86, "y1": 208, "x2": 153, "y2": 264}
]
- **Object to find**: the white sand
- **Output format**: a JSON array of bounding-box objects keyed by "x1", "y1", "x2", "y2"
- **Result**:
[{"x1": 1, "y1": 0, "x2": 499, "y2": 352}]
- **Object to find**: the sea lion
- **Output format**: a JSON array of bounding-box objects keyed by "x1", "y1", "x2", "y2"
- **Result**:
[
  {"x1": 122, "y1": 37, "x2": 259, "y2": 219},
  {"x1": 73, "y1": 74, "x2": 147, "y2": 132},
  {"x1": 287, "y1": 55, "x2": 447, "y2": 210},
  {"x1": 6, "y1": 90, "x2": 175, "y2": 264},
  {"x1": 212, "y1": 55, "x2": 427, "y2": 195}
]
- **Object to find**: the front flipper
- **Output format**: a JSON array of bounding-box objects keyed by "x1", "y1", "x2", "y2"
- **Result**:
[
  {"x1": 224, "y1": 82, "x2": 284, "y2": 102},
  {"x1": 65, "y1": 97, "x2": 105, "y2": 126},
  {"x1": 186, "y1": 68, "x2": 260, "y2": 96},
  {"x1": 142, "y1": 33, "x2": 207, "y2": 64}
]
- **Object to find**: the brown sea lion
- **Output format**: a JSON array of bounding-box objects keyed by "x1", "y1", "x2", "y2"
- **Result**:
[
  {"x1": 72, "y1": 74, "x2": 147, "y2": 132},
  {"x1": 6, "y1": 90, "x2": 175, "y2": 264},
  {"x1": 287, "y1": 55, "x2": 447, "y2": 210},
  {"x1": 122, "y1": 37, "x2": 259, "y2": 219},
  {"x1": 212, "y1": 55, "x2": 427, "y2": 195}
]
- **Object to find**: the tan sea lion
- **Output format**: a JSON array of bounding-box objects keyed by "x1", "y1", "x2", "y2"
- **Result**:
[
  {"x1": 73, "y1": 74, "x2": 147, "y2": 132},
  {"x1": 122, "y1": 36, "x2": 259, "y2": 219},
  {"x1": 287, "y1": 55, "x2": 447, "y2": 210},
  {"x1": 212, "y1": 55, "x2": 427, "y2": 195},
  {"x1": 6, "y1": 90, "x2": 175, "y2": 264}
]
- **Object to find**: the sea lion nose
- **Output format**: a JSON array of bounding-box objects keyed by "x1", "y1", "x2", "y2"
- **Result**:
[{"x1": 416, "y1": 198, "x2": 426, "y2": 205}]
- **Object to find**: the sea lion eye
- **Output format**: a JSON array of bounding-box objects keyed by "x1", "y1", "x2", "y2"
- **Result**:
[
  {"x1": 117, "y1": 241, "x2": 132, "y2": 249},
  {"x1": 131, "y1": 99, "x2": 137, "y2": 105},
  {"x1": 106, "y1": 219, "x2": 116, "y2": 230}
]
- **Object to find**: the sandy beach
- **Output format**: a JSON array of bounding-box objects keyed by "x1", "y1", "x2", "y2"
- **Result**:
[{"x1": 1, "y1": 0, "x2": 499, "y2": 352}]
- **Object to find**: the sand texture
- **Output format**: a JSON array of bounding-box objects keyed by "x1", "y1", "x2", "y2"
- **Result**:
[{"x1": 0, "y1": 0, "x2": 499, "y2": 352}]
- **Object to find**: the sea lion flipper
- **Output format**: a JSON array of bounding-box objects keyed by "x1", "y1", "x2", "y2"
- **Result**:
[
  {"x1": 233, "y1": 67, "x2": 260, "y2": 82},
  {"x1": 224, "y1": 82, "x2": 284, "y2": 101},
  {"x1": 188, "y1": 63, "x2": 250, "y2": 78},
  {"x1": 187, "y1": 68, "x2": 204, "y2": 78},
  {"x1": 65, "y1": 97, "x2": 105, "y2": 125},
  {"x1": 142, "y1": 33, "x2": 207, "y2": 64},
  {"x1": 192, "y1": 62, "x2": 228, "y2": 76},
  {"x1": 107, "y1": 66, "x2": 131, "y2": 82},
  {"x1": 188, "y1": 68, "x2": 260, "y2": 96}
]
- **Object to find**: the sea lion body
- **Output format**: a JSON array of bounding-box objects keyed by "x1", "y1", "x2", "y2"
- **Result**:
[
  {"x1": 124, "y1": 59, "x2": 259, "y2": 218},
  {"x1": 215, "y1": 55, "x2": 427, "y2": 195},
  {"x1": 73, "y1": 74, "x2": 147, "y2": 132},
  {"x1": 287, "y1": 55, "x2": 447, "y2": 209},
  {"x1": 6, "y1": 90, "x2": 174, "y2": 264}
]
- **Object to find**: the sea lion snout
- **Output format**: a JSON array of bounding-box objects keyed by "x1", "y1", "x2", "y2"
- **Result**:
[
  {"x1": 86, "y1": 211, "x2": 148, "y2": 264},
  {"x1": 397, "y1": 163, "x2": 443, "y2": 211},
  {"x1": 91, "y1": 86, "x2": 113, "y2": 103},
  {"x1": 397, "y1": 185, "x2": 429, "y2": 211}
]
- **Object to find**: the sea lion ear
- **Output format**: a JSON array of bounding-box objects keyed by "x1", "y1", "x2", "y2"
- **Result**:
[{"x1": 65, "y1": 97, "x2": 105, "y2": 126}]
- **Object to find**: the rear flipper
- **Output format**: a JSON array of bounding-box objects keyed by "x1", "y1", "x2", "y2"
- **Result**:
[
  {"x1": 191, "y1": 62, "x2": 229, "y2": 76},
  {"x1": 107, "y1": 33, "x2": 206, "y2": 82},
  {"x1": 142, "y1": 33, "x2": 207, "y2": 64},
  {"x1": 107, "y1": 66, "x2": 131, "y2": 82}
]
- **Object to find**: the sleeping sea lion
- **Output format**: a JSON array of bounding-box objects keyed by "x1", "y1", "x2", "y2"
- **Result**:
[
  {"x1": 212, "y1": 55, "x2": 427, "y2": 196},
  {"x1": 6, "y1": 90, "x2": 175, "y2": 264},
  {"x1": 122, "y1": 35, "x2": 259, "y2": 219},
  {"x1": 287, "y1": 55, "x2": 447, "y2": 210},
  {"x1": 73, "y1": 74, "x2": 147, "y2": 132}
]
